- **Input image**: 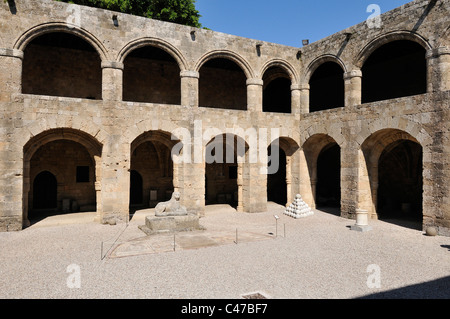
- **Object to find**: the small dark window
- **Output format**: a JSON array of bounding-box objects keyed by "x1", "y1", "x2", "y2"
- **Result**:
[
  {"x1": 76, "y1": 166, "x2": 90, "y2": 183},
  {"x1": 229, "y1": 166, "x2": 238, "y2": 179}
]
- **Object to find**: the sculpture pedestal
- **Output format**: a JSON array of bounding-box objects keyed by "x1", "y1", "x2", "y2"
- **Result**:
[
  {"x1": 351, "y1": 209, "x2": 373, "y2": 232},
  {"x1": 140, "y1": 214, "x2": 201, "y2": 235}
]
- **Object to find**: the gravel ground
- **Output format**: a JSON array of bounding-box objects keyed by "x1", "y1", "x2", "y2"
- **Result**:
[{"x1": 0, "y1": 204, "x2": 449, "y2": 299}]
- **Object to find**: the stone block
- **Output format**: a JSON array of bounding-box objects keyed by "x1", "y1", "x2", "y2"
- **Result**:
[{"x1": 142, "y1": 214, "x2": 201, "y2": 234}]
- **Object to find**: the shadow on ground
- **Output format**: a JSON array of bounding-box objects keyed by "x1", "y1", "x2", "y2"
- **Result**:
[{"x1": 357, "y1": 276, "x2": 450, "y2": 299}]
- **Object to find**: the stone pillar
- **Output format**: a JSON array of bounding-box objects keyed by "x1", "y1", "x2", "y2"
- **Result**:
[
  {"x1": 291, "y1": 84, "x2": 301, "y2": 115},
  {"x1": 299, "y1": 83, "x2": 310, "y2": 115},
  {"x1": 101, "y1": 61, "x2": 123, "y2": 101},
  {"x1": 246, "y1": 78, "x2": 263, "y2": 112},
  {"x1": 341, "y1": 143, "x2": 359, "y2": 219},
  {"x1": 242, "y1": 161, "x2": 267, "y2": 213},
  {"x1": 426, "y1": 47, "x2": 450, "y2": 93},
  {"x1": 343, "y1": 70, "x2": 362, "y2": 107},
  {"x1": 179, "y1": 162, "x2": 205, "y2": 216},
  {"x1": 0, "y1": 48, "x2": 23, "y2": 102},
  {"x1": 237, "y1": 159, "x2": 244, "y2": 212},
  {"x1": 181, "y1": 70, "x2": 199, "y2": 107},
  {"x1": 286, "y1": 156, "x2": 292, "y2": 206},
  {"x1": 99, "y1": 138, "x2": 130, "y2": 222},
  {"x1": 299, "y1": 150, "x2": 316, "y2": 209}
]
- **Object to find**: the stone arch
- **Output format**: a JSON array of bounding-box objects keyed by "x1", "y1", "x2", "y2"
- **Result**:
[
  {"x1": 19, "y1": 25, "x2": 105, "y2": 99},
  {"x1": 303, "y1": 54, "x2": 347, "y2": 84},
  {"x1": 117, "y1": 37, "x2": 188, "y2": 71},
  {"x1": 194, "y1": 50, "x2": 255, "y2": 79},
  {"x1": 301, "y1": 133, "x2": 341, "y2": 211},
  {"x1": 354, "y1": 30, "x2": 432, "y2": 69},
  {"x1": 359, "y1": 128, "x2": 423, "y2": 224},
  {"x1": 23, "y1": 128, "x2": 103, "y2": 226},
  {"x1": 130, "y1": 130, "x2": 181, "y2": 209},
  {"x1": 261, "y1": 60, "x2": 298, "y2": 114},
  {"x1": 260, "y1": 59, "x2": 299, "y2": 85},
  {"x1": 300, "y1": 124, "x2": 345, "y2": 148},
  {"x1": 204, "y1": 133, "x2": 249, "y2": 211},
  {"x1": 14, "y1": 22, "x2": 109, "y2": 61},
  {"x1": 24, "y1": 128, "x2": 102, "y2": 162}
]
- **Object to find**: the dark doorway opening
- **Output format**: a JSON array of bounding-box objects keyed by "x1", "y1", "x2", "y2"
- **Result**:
[
  {"x1": 316, "y1": 143, "x2": 341, "y2": 208},
  {"x1": 33, "y1": 171, "x2": 57, "y2": 210},
  {"x1": 377, "y1": 140, "x2": 423, "y2": 225},
  {"x1": 267, "y1": 147, "x2": 287, "y2": 205},
  {"x1": 129, "y1": 170, "x2": 143, "y2": 207}
]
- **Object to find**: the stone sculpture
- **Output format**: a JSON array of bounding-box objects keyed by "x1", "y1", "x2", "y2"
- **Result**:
[{"x1": 155, "y1": 191, "x2": 188, "y2": 217}]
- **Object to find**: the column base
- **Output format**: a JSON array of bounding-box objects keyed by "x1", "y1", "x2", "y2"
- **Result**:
[{"x1": 350, "y1": 224, "x2": 373, "y2": 232}]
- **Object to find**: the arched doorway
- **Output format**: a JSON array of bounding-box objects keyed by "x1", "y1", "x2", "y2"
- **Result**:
[
  {"x1": 23, "y1": 128, "x2": 103, "y2": 226},
  {"x1": 129, "y1": 170, "x2": 143, "y2": 207},
  {"x1": 33, "y1": 171, "x2": 57, "y2": 210},
  {"x1": 205, "y1": 134, "x2": 248, "y2": 210},
  {"x1": 302, "y1": 134, "x2": 341, "y2": 214},
  {"x1": 361, "y1": 129, "x2": 423, "y2": 228},
  {"x1": 377, "y1": 140, "x2": 423, "y2": 222},
  {"x1": 130, "y1": 131, "x2": 178, "y2": 209}
]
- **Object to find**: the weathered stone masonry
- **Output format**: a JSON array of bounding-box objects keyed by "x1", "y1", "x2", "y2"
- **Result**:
[{"x1": 0, "y1": 0, "x2": 449, "y2": 236}]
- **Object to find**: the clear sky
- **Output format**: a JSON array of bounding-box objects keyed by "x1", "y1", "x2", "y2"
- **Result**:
[{"x1": 195, "y1": 0, "x2": 413, "y2": 47}]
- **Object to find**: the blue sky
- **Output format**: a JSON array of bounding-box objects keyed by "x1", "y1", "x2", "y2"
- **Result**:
[{"x1": 195, "y1": 0, "x2": 412, "y2": 47}]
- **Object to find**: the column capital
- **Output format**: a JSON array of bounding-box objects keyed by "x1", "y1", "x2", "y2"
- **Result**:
[
  {"x1": 180, "y1": 70, "x2": 200, "y2": 79},
  {"x1": 343, "y1": 70, "x2": 362, "y2": 80},
  {"x1": 0, "y1": 48, "x2": 23, "y2": 59},
  {"x1": 426, "y1": 46, "x2": 450, "y2": 59},
  {"x1": 296, "y1": 82, "x2": 310, "y2": 91},
  {"x1": 246, "y1": 78, "x2": 263, "y2": 86},
  {"x1": 101, "y1": 61, "x2": 124, "y2": 70}
]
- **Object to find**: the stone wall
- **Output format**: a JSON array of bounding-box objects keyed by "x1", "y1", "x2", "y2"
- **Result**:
[{"x1": 0, "y1": 0, "x2": 449, "y2": 235}]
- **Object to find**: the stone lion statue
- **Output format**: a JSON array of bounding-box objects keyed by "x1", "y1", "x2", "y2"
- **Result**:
[{"x1": 155, "y1": 191, "x2": 188, "y2": 217}]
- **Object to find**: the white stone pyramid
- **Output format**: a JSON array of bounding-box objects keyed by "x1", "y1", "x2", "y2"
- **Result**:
[{"x1": 284, "y1": 194, "x2": 314, "y2": 219}]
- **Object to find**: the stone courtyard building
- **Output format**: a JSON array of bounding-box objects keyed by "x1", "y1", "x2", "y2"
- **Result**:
[{"x1": 0, "y1": 0, "x2": 449, "y2": 236}]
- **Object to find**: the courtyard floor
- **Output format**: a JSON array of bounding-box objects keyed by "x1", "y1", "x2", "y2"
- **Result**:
[{"x1": 0, "y1": 203, "x2": 449, "y2": 299}]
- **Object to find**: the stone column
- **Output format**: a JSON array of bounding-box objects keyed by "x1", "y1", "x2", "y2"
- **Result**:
[
  {"x1": 237, "y1": 158, "x2": 244, "y2": 212},
  {"x1": 285, "y1": 156, "x2": 292, "y2": 206},
  {"x1": 291, "y1": 84, "x2": 301, "y2": 115},
  {"x1": 343, "y1": 70, "x2": 362, "y2": 107},
  {"x1": 426, "y1": 47, "x2": 450, "y2": 93},
  {"x1": 0, "y1": 48, "x2": 23, "y2": 102},
  {"x1": 299, "y1": 83, "x2": 310, "y2": 115},
  {"x1": 101, "y1": 61, "x2": 123, "y2": 101},
  {"x1": 180, "y1": 71, "x2": 199, "y2": 107},
  {"x1": 246, "y1": 78, "x2": 263, "y2": 112}
]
